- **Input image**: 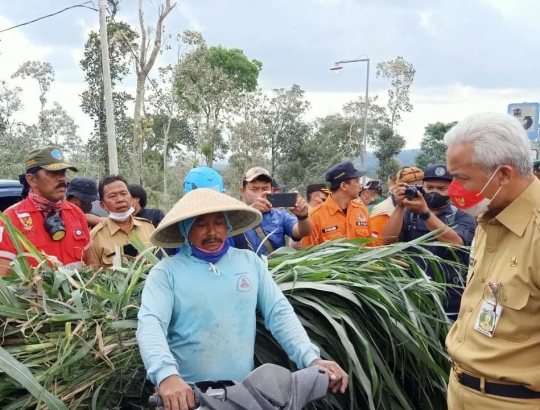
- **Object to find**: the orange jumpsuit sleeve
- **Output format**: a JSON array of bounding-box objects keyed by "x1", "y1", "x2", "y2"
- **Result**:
[
  {"x1": 0, "y1": 212, "x2": 19, "y2": 262},
  {"x1": 370, "y1": 214, "x2": 390, "y2": 246},
  {"x1": 302, "y1": 211, "x2": 322, "y2": 247}
]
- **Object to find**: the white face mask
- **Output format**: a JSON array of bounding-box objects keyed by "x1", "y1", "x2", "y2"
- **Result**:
[
  {"x1": 462, "y1": 169, "x2": 503, "y2": 217},
  {"x1": 108, "y1": 206, "x2": 135, "y2": 222}
]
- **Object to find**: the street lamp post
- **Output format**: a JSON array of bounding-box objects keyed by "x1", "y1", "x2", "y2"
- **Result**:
[{"x1": 330, "y1": 56, "x2": 370, "y2": 176}]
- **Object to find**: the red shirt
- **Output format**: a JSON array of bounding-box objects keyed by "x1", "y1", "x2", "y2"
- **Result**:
[{"x1": 0, "y1": 198, "x2": 91, "y2": 267}]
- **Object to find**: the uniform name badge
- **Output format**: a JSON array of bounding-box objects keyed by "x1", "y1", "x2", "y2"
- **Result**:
[{"x1": 474, "y1": 281, "x2": 503, "y2": 338}]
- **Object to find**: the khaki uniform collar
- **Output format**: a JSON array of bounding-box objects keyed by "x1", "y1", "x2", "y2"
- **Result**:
[
  {"x1": 105, "y1": 216, "x2": 143, "y2": 235},
  {"x1": 479, "y1": 178, "x2": 539, "y2": 237}
]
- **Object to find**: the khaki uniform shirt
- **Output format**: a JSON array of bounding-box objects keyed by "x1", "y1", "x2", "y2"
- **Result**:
[
  {"x1": 90, "y1": 216, "x2": 155, "y2": 268},
  {"x1": 446, "y1": 178, "x2": 540, "y2": 390}
]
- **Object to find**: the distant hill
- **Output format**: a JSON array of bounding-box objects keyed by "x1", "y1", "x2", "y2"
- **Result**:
[
  {"x1": 214, "y1": 149, "x2": 422, "y2": 173},
  {"x1": 364, "y1": 149, "x2": 420, "y2": 171}
]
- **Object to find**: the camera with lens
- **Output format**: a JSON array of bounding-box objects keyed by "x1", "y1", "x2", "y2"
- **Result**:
[
  {"x1": 44, "y1": 211, "x2": 66, "y2": 241},
  {"x1": 404, "y1": 185, "x2": 425, "y2": 200}
]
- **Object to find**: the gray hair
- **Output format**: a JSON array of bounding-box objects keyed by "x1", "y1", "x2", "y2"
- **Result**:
[{"x1": 444, "y1": 112, "x2": 532, "y2": 176}]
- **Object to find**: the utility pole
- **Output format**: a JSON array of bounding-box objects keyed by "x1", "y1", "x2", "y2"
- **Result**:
[
  {"x1": 330, "y1": 55, "x2": 370, "y2": 183},
  {"x1": 98, "y1": 0, "x2": 118, "y2": 174}
]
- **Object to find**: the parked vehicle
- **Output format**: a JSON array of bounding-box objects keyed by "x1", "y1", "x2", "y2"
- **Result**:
[{"x1": 0, "y1": 180, "x2": 23, "y2": 212}]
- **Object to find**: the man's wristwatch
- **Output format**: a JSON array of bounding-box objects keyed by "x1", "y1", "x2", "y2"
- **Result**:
[
  {"x1": 297, "y1": 214, "x2": 309, "y2": 221},
  {"x1": 418, "y1": 210, "x2": 432, "y2": 221}
]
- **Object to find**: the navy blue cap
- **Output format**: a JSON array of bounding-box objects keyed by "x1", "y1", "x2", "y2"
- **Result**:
[
  {"x1": 272, "y1": 180, "x2": 286, "y2": 191},
  {"x1": 423, "y1": 164, "x2": 453, "y2": 181},
  {"x1": 325, "y1": 161, "x2": 367, "y2": 187},
  {"x1": 67, "y1": 177, "x2": 99, "y2": 202}
]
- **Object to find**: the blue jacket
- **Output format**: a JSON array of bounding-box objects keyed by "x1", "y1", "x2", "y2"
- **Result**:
[
  {"x1": 232, "y1": 209, "x2": 299, "y2": 256},
  {"x1": 136, "y1": 244, "x2": 320, "y2": 386}
]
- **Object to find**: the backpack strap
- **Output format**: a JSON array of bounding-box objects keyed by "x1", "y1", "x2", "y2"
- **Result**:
[
  {"x1": 445, "y1": 205, "x2": 457, "y2": 226},
  {"x1": 254, "y1": 226, "x2": 275, "y2": 254}
]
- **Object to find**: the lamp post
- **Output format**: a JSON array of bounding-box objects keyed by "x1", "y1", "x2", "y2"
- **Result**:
[{"x1": 330, "y1": 56, "x2": 370, "y2": 175}]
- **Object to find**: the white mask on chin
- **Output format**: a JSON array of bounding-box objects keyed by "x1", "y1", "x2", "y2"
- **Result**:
[{"x1": 108, "y1": 206, "x2": 135, "y2": 222}]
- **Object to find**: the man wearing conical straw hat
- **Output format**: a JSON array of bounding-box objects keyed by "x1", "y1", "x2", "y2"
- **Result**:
[{"x1": 137, "y1": 188, "x2": 348, "y2": 409}]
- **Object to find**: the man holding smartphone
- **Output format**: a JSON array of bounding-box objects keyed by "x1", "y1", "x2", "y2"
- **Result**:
[{"x1": 233, "y1": 167, "x2": 312, "y2": 256}]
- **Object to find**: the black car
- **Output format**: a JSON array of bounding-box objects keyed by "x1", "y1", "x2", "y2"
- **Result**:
[{"x1": 0, "y1": 180, "x2": 23, "y2": 212}]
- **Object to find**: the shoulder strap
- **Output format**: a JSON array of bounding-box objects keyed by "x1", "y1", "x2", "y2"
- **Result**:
[
  {"x1": 445, "y1": 205, "x2": 457, "y2": 225},
  {"x1": 255, "y1": 226, "x2": 275, "y2": 254}
]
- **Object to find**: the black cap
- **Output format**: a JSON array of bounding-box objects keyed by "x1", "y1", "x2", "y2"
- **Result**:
[
  {"x1": 67, "y1": 177, "x2": 99, "y2": 202},
  {"x1": 325, "y1": 161, "x2": 367, "y2": 187},
  {"x1": 272, "y1": 180, "x2": 286, "y2": 191},
  {"x1": 423, "y1": 164, "x2": 453, "y2": 182},
  {"x1": 306, "y1": 183, "x2": 330, "y2": 197}
]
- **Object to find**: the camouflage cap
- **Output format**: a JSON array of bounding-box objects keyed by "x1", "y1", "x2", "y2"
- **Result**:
[
  {"x1": 243, "y1": 167, "x2": 272, "y2": 182},
  {"x1": 25, "y1": 147, "x2": 78, "y2": 172}
]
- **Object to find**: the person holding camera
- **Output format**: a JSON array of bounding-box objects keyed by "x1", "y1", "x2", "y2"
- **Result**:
[
  {"x1": 0, "y1": 147, "x2": 97, "y2": 275},
  {"x1": 382, "y1": 164, "x2": 476, "y2": 319}
]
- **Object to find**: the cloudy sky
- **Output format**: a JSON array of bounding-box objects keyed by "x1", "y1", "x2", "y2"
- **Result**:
[{"x1": 0, "y1": 0, "x2": 539, "y2": 149}]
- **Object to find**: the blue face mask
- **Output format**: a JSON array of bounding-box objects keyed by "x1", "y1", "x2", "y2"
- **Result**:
[{"x1": 179, "y1": 213, "x2": 233, "y2": 264}]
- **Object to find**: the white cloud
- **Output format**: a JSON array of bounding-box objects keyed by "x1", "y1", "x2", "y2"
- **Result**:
[
  {"x1": 417, "y1": 11, "x2": 433, "y2": 30},
  {"x1": 0, "y1": 16, "x2": 52, "y2": 75},
  {"x1": 177, "y1": 2, "x2": 205, "y2": 32}
]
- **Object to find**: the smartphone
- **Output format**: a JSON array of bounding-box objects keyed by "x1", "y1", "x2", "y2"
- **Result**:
[
  {"x1": 122, "y1": 244, "x2": 139, "y2": 257},
  {"x1": 106, "y1": 243, "x2": 139, "y2": 259},
  {"x1": 266, "y1": 193, "x2": 297, "y2": 208}
]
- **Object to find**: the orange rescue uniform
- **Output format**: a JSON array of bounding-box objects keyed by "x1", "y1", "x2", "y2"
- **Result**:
[
  {"x1": 0, "y1": 198, "x2": 91, "y2": 267},
  {"x1": 302, "y1": 194, "x2": 372, "y2": 247}
]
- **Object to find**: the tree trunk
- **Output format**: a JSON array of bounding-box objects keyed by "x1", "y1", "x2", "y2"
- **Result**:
[
  {"x1": 132, "y1": 0, "x2": 175, "y2": 183},
  {"x1": 132, "y1": 75, "x2": 146, "y2": 183},
  {"x1": 163, "y1": 117, "x2": 172, "y2": 197}
]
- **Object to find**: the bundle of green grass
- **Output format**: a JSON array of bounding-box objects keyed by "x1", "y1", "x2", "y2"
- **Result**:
[{"x1": 0, "y1": 214, "x2": 452, "y2": 409}]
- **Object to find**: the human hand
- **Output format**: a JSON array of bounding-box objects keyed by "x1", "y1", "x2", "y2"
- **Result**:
[
  {"x1": 291, "y1": 240, "x2": 302, "y2": 250},
  {"x1": 310, "y1": 359, "x2": 349, "y2": 394},
  {"x1": 158, "y1": 375, "x2": 196, "y2": 410},
  {"x1": 393, "y1": 183, "x2": 408, "y2": 208},
  {"x1": 290, "y1": 192, "x2": 309, "y2": 218},
  {"x1": 403, "y1": 190, "x2": 429, "y2": 214},
  {"x1": 250, "y1": 192, "x2": 272, "y2": 213}
]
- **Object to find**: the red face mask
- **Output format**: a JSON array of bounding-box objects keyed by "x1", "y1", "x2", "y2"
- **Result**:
[
  {"x1": 447, "y1": 167, "x2": 502, "y2": 217},
  {"x1": 447, "y1": 179, "x2": 483, "y2": 210}
]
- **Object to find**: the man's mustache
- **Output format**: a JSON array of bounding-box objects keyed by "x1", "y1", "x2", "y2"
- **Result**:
[
  {"x1": 202, "y1": 236, "x2": 223, "y2": 245},
  {"x1": 56, "y1": 182, "x2": 67, "y2": 189}
]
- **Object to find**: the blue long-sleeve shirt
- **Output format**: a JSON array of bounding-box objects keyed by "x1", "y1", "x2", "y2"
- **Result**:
[
  {"x1": 232, "y1": 209, "x2": 300, "y2": 256},
  {"x1": 136, "y1": 244, "x2": 320, "y2": 386}
]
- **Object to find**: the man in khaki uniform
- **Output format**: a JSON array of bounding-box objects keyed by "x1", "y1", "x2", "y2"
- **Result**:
[
  {"x1": 91, "y1": 175, "x2": 154, "y2": 268},
  {"x1": 444, "y1": 112, "x2": 540, "y2": 408}
]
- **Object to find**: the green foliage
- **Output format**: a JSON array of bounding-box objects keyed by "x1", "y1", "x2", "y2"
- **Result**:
[
  {"x1": 415, "y1": 122, "x2": 457, "y2": 169},
  {"x1": 376, "y1": 56, "x2": 415, "y2": 130},
  {"x1": 261, "y1": 241, "x2": 451, "y2": 409},
  {"x1": 174, "y1": 31, "x2": 262, "y2": 166},
  {"x1": 207, "y1": 46, "x2": 263, "y2": 92},
  {"x1": 260, "y1": 84, "x2": 311, "y2": 177},
  {"x1": 373, "y1": 128, "x2": 406, "y2": 190}
]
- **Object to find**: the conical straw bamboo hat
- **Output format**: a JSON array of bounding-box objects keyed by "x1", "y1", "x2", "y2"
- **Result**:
[{"x1": 150, "y1": 188, "x2": 262, "y2": 248}]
